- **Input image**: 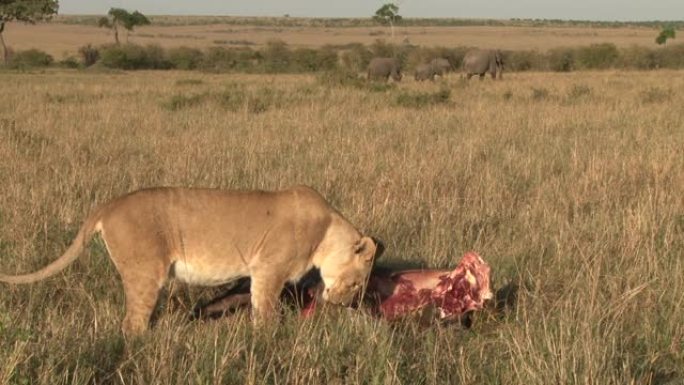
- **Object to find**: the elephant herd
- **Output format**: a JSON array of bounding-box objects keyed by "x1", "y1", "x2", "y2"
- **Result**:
[{"x1": 367, "y1": 49, "x2": 504, "y2": 82}]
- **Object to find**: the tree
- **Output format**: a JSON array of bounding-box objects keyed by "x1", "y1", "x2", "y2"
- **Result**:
[
  {"x1": 373, "y1": 3, "x2": 401, "y2": 40},
  {"x1": 0, "y1": 0, "x2": 59, "y2": 63},
  {"x1": 98, "y1": 7, "x2": 150, "y2": 44},
  {"x1": 655, "y1": 26, "x2": 676, "y2": 46}
]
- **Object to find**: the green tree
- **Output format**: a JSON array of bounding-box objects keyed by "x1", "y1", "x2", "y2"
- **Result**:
[
  {"x1": 98, "y1": 7, "x2": 150, "y2": 44},
  {"x1": 373, "y1": 3, "x2": 401, "y2": 39},
  {"x1": 0, "y1": 0, "x2": 59, "y2": 63},
  {"x1": 655, "y1": 26, "x2": 676, "y2": 45}
]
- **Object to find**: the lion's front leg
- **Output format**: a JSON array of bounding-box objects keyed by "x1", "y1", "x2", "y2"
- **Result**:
[{"x1": 249, "y1": 272, "x2": 287, "y2": 324}]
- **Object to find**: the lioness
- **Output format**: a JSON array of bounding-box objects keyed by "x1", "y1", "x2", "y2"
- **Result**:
[{"x1": 0, "y1": 185, "x2": 379, "y2": 336}]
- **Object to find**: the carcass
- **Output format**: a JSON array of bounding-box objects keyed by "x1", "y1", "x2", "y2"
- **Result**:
[{"x1": 194, "y1": 252, "x2": 492, "y2": 323}]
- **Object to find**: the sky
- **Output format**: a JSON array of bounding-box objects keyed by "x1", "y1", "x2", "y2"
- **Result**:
[{"x1": 58, "y1": 1, "x2": 683, "y2": 22}]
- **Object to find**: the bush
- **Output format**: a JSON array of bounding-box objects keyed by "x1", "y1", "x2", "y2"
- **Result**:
[
  {"x1": 370, "y1": 39, "x2": 396, "y2": 58},
  {"x1": 79, "y1": 44, "x2": 100, "y2": 67},
  {"x1": 8, "y1": 49, "x2": 53, "y2": 68},
  {"x1": 290, "y1": 48, "x2": 317, "y2": 72},
  {"x1": 317, "y1": 68, "x2": 366, "y2": 88},
  {"x1": 657, "y1": 43, "x2": 684, "y2": 69},
  {"x1": 639, "y1": 87, "x2": 672, "y2": 104},
  {"x1": 201, "y1": 47, "x2": 238, "y2": 72},
  {"x1": 175, "y1": 78, "x2": 204, "y2": 86},
  {"x1": 145, "y1": 44, "x2": 172, "y2": 70},
  {"x1": 618, "y1": 45, "x2": 659, "y2": 70},
  {"x1": 506, "y1": 50, "x2": 543, "y2": 71},
  {"x1": 547, "y1": 47, "x2": 575, "y2": 72},
  {"x1": 289, "y1": 46, "x2": 338, "y2": 72},
  {"x1": 260, "y1": 40, "x2": 291, "y2": 73},
  {"x1": 215, "y1": 85, "x2": 288, "y2": 114},
  {"x1": 161, "y1": 93, "x2": 207, "y2": 111},
  {"x1": 339, "y1": 43, "x2": 373, "y2": 73},
  {"x1": 531, "y1": 87, "x2": 550, "y2": 100},
  {"x1": 58, "y1": 56, "x2": 80, "y2": 69},
  {"x1": 395, "y1": 86, "x2": 450, "y2": 108},
  {"x1": 435, "y1": 46, "x2": 468, "y2": 71},
  {"x1": 99, "y1": 43, "x2": 170, "y2": 70},
  {"x1": 316, "y1": 45, "x2": 340, "y2": 71},
  {"x1": 575, "y1": 43, "x2": 619, "y2": 69},
  {"x1": 167, "y1": 47, "x2": 204, "y2": 70},
  {"x1": 567, "y1": 84, "x2": 592, "y2": 100}
]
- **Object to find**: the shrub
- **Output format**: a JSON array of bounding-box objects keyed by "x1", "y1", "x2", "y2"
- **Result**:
[
  {"x1": 567, "y1": 84, "x2": 592, "y2": 100},
  {"x1": 575, "y1": 43, "x2": 619, "y2": 69},
  {"x1": 216, "y1": 86, "x2": 287, "y2": 114},
  {"x1": 161, "y1": 93, "x2": 207, "y2": 111},
  {"x1": 339, "y1": 43, "x2": 373, "y2": 73},
  {"x1": 317, "y1": 45, "x2": 340, "y2": 71},
  {"x1": 547, "y1": 47, "x2": 575, "y2": 72},
  {"x1": 436, "y1": 46, "x2": 468, "y2": 71},
  {"x1": 144, "y1": 44, "x2": 172, "y2": 70},
  {"x1": 618, "y1": 45, "x2": 659, "y2": 70},
  {"x1": 395, "y1": 86, "x2": 450, "y2": 108},
  {"x1": 370, "y1": 39, "x2": 395, "y2": 58},
  {"x1": 175, "y1": 79, "x2": 204, "y2": 86},
  {"x1": 290, "y1": 46, "x2": 339, "y2": 72},
  {"x1": 99, "y1": 44, "x2": 143, "y2": 69},
  {"x1": 291, "y1": 48, "x2": 321, "y2": 72},
  {"x1": 8, "y1": 49, "x2": 53, "y2": 68},
  {"x1": 639, "y1": 87, "x2": 672, "y2": 104},
  {"x1": 216, "y1": 87, "x2": 246, "y2": 111},
  {"x1": 78, "y1": 44, "x2": 100, "y2": 67},
  {"x1": 58, "y1": 56, "x2": 80, "y2": 69},
  {"x1": 531, "y1": 87, "x2": 550, "y2": 100},
  {"x1": 260, "y1": 40, "x2": 291, "y2": 73},
  {"x1": 99, "y1": 44, "x2": 171, "y2": 70},
  {"x1": 506, "y1": 50, "x2": 543, "y2": 71},
  {"x1": 366, "y1": 82, "x2": 394, "y2": 92},
  {"x1": 201, "y1": 47, "x2": 239, "y2": 72},
  {"x1": 167, "y1": 47, "x2": 204, "y2": 70},
  {"x1": 317, "y1": 68, "x2": 366, "y2": 88},
  {"x1": 656, "y1": 43, "x2": 684, "y2": 69}
]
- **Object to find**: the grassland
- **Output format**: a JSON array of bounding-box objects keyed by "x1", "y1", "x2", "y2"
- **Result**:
[
  {"x1": 3, "y1": 19, "x2": 665, "y2": 59},
  {"x1": 0, "y1": 69, "x2": 683, "y2": 384}
]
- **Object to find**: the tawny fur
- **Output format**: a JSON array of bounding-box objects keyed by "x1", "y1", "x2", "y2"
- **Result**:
[{"x1": 0, "y1": 185, "x2": 378, "y2": 336}]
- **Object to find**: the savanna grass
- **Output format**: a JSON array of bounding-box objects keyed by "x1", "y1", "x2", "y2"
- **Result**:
[{"x1": 0, "y1": 69, "x2": 682, "y2": 384}]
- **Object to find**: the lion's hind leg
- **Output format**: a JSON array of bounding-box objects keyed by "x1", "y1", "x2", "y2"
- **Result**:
[{"x1": 102, "y1": 229, "x2": 172, "y2": 337}]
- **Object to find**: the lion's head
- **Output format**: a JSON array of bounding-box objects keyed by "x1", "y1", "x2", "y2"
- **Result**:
[{"x1": 318, "y1": 236, "x2": 384, "y2": 306}]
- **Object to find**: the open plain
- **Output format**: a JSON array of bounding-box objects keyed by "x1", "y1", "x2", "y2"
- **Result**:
[
  {"x1": 1, "y1": 18, "x2": 664, "y2": 59},
  {"x1": 0, "y1": 67, "x2": 682, "y2": 384}
]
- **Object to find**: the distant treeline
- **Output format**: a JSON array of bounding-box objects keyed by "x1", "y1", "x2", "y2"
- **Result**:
[
  {"x1": 53, "y1": 15, "x2": 684, "y2": 29},
  {"x1": 5, "y1": 40, "x2": 684, "y2": 72}
]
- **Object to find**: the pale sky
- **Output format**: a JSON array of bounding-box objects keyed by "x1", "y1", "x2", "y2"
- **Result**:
[{"x1": 58, "y1": 1, "x2": 682, "y2": 21}]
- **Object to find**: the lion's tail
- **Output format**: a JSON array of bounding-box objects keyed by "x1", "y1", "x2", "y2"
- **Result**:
[{"x1": 0, "y1": 207, "x2": 104, "y2": 284}]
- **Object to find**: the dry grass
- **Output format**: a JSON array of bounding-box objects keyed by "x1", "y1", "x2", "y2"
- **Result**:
[
  {"x1": 3, "y1": 20, "x2": 662, "y2": 59},
  {"x1": 0, "y1": 69, "x2": 683, "y2": 384}
]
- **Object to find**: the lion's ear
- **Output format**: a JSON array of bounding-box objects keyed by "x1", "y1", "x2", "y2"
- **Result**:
[
  {"x1": 370, "y1": 236, "x2": 385, "y2": 261},
  {"x1": 354, "y1": 236, "x2": 377, "y2": 263}
]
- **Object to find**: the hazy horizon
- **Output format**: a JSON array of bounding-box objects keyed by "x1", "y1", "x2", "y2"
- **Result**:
[{"x1": 58, "y1": 1, "x2": 684, "y2": 22}]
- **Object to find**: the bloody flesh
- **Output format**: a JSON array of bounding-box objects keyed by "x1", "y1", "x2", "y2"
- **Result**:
[{"x1": 195, "y1": 252, "x2": 492, "y2": 322}]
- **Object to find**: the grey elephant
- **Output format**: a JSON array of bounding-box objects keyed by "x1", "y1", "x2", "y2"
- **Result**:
[
  {"x1": 429, "y1": 58, "x2": 453, "y2": 76},
  {"x1": 462, "y1": 49, "x2": 504, "y2": 80},
  {"x1": 367, "y1": 57, "x2": 402, "y2": 82},
  {"x1": 414, "y1": 63, "x2": 437, "y2": 81}
]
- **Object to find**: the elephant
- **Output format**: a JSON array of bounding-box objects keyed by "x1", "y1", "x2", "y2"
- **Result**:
[
  {"x1": 367, "y1": 57, "x2": 402, "y2": 82},
  {"x1": 429, "y1": 58, "x2": 453, "y2": 76},
  {"x1": 462, "y1": 49, "x2": 504, "y2": 80},
  {"x1": 414, "y1": 63, "x2": 437, "y2": 81}
]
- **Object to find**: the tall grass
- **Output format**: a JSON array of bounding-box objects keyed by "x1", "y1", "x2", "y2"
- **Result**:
[{"x1": 0, "y1": 70, "x2": 682, "y2": 384}]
